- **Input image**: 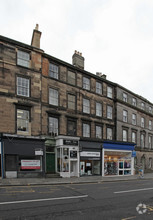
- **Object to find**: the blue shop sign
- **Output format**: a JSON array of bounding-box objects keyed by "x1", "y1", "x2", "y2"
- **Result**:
[{"x1": 132, "y1": 150, "x2": 136, "y2": 157}]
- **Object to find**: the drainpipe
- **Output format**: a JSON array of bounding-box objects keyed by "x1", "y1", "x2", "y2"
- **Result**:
[{"x1": 0, "y1": 133, "x2": 4, "y2": 178}]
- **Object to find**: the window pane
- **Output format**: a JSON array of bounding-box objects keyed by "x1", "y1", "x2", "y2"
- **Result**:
[
  {"x1": 96, "y1": 102, "x2": 102, "y2": 117},
  {"x1": 83, "y1": 98, "x2": 90, "y2": 114},
  {"x1": 107, "y1": 87, "x2": 112, "y2": 98},
  {"x1": 83, "y1": 123, "x2": 90, "y2": 137},
  {"x1": 96, "y1": 126, "x2": 102, "y2": 139},
  {"x1": 17, "y1": 50, "x2": 30, "y2": 68},
  {"x1": 107, "y1": 128, "x2": 112, "y2": 140},
  {"x1": 83, "y1": 77, "x2": 90, "y2": 90},
  {"x1": 49, "y1": 88, "x2": 58, "y2": 106},
  {"x1": 68, "y1": 94, "x2": 75, "y2": 110},
  {"x1": 68, "y1": 120, "x2": 76, "y2": 136},
  {"x1": 107, "y1": 106, "x2": 112, "y2": 119},
  {"x1": 49, "y1": 117, "x2": 58, "y2": 136},
  {"x1": 17, "y1": 77, "x2": 29, "y2": 97},
  {"x1": 123, "y1": 130, "x2": 127, "y2": 142},
  {"x1": 96, "y1": 82, "x2": 102, "y2": 94},
  {"x1": 17, "y1": 109, "x2": 29, "y2": 132},
  {"x1": 49, "y1": 63, "x2": 58, "y2": 79},
  {"x1": 68, "y1": 71, "x2": 75, "y2": 85}
]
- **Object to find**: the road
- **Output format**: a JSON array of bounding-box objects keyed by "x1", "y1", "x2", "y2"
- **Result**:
[{"x1": 0, "y1": 179, "x2": 153, "y2": 219}]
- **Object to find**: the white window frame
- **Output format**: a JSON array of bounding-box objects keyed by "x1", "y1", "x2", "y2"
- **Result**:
[
  {"x1": 83, "y1": 77, "x2": 90, "y2": 90},
  {"x1": 49, "y1": 117, "x2": 58, "y2": 136},
  {"x1": 83, "y1": 98, "x2": 90, "y2": 114},
  {"x1": 49, "y1": 88, "x2": 58, "y2": 106},
  {"x1": 141, "y1": 102, "x2": 145, "y2": 110},
  {"x1": 140, "y1": 134, "x2": 145, "y2": 148},
  {"x1": 132, "y1": 114, "x2": 136, "y2": 125},
  {"x1": 123, "y1": 129, "x2": 128, "y2": 142},
  {"x1": 49, "y1": 63, "x2": 59, "y2": 79},
  {"x1": 96, "y1": 102, "x2": 102, "y2": 117},
  {"x1": 68, "y1": 94, "x2": 75, "y2": 110},
  {"x1": 107, "y1": 86, "x2": 113, "y2": 98},
  {"x1": 17, "y1": 77, "x2": 29, "y2": 97},
  {"x1": 123, "y1": 93, "x2": 127, "y2": 102},
  {"x1": 132, "y1": 98, "x2": 137, "y2": 106},
  {"x1": 83, "y1": 123, "x2": 90, "y2": 137},
  {"x1": 67, "y1": 71, "x2": 76, "y2": 85},
  {"x1": 123, "y1": 110, "x2": 128, "y2": 122},
  {"x1": 17, "y1": 109, "x2": 29, "y2": 133},
  {"x1": 107, "y1": 106, "x2": 113, "y2": 119},
  {"x1": 17, "y1": 50, "x2": 30, "y2": 68},
  {"x1": 96, "y1": 82, "x2": 102, "y2": 95},
  {"x1": 149, "y1": 120, "x2": 152, "y2": 130},
  {"x1": 96, "y1": 125, "x2": 102, "y2": 139},
  {"x1": 132, "y1": 131, "x2": 136, "y2": 143},
  {"x1": 107, "y1": 128, "x2": 113, "y2": 140},
  {"x1": 141, "y1": 117, "x2": 145, "y2": 128}
]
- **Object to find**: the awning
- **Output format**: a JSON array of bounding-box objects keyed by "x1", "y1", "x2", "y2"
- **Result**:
[{"x1": 102, "y1": 141, "x2": 135, "y2": 151}]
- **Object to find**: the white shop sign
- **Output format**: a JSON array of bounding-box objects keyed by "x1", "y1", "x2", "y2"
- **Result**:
[
  {"x1": 80, "y1": 151, "x2": 100, "y2": 157},
  {"x1": 35, "y1": 150, "x2": 43, "y2": 156},
  {"x1": 21, "y1": 160, "x2": 40, "y2": 170}
]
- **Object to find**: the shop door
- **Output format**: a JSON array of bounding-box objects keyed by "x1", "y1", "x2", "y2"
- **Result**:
[
  {"x1": 46, "y1": 153, "x2": 55, "y2": 173},
  {"x1": 70, "y1": 161, "x2": 77, "y2": 177}
]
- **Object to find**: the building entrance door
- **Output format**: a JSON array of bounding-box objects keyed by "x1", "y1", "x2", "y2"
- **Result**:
[
  {"x1": 46, "y1": 153, "x2": 55, "y2": 173},
  {"x1": 70, "y1": 161, "x2": 78, "y2": 177}
]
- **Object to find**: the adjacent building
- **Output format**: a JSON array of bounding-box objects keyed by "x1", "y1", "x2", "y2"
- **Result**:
[{"x1": 0, "y1": 25, "x2": 152, "y2": 178}]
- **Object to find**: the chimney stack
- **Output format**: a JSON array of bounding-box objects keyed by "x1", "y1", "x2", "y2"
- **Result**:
[
  {"x1": 72, "y1": 50, "x2": 84, "y2": 69},
  {"x1": 31, "y1": 24, "x2": 42, "y2": 49}
]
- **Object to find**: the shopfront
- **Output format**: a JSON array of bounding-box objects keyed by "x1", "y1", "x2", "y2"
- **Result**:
[
  {"x1": 3, "y1": 136, "x2": 45, "y2": 178},
  {"x1": 102, "y1": 141, "x2": 135, "y2": 176},
  {"x1": 80, "y1": 141, "x2": 102, "y2": 176},
  {"x1": 56, "y1": 136, "x2": 80, "y2": 178}
]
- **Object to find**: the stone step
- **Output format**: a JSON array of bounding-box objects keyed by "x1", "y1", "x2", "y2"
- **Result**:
[{"x1": 45, "y1": 173, "x2": 62, "y2": 178}]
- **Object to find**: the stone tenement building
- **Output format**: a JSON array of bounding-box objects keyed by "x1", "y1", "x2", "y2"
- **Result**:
[{"x1": 0, "y1": 25, "x2": 152, "y2": 178}]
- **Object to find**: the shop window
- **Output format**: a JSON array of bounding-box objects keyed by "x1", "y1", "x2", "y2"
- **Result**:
[
  {"x1": 19, "y1": 156, "x2": 41, "y2": 171},
  {"x1": 17, "y1": 109, "x2": 30, "y2": 133},
  {"x1": 107, "y1": 127, "x2": 113, "y2": 140},
  {"x1": 57, "y1": 148, "x2": 69, "y2": 173},
  {"x1": 107, "y1": 86, "x2": 112, "y2": 98},
  {"x1": 96, "y1": 102, "x2": 102, "y2": 117},
  {"x1": 96, "y1": 82, "x2": 102, "y2": 95},
  {"x1": 17, "y1": 50, "x2": 30, "y2": 68},
  {"x1": 83, "y1": 123, "x2": 90, "y2": 137},
  {"x1": 49, "y1": 63, "x2": 59, "y2": 79},
  {"x1": 83, "y1": 98, "x2": 90, "y2": 114},
  {"x1": 49, "y1": 88, "x2": 58, "y2": 106},
  {"x1": 83, "y1": 77, "x2": 90, "y2": 90},
  {"x1": 96, "y1": 125, "x2": 102, "y2": 139},
  {"x1": 17, "y1": 76, "x2": 29, "y2": 97},
  {"x1": 80, "y1": 160, "x2": 100, "y2": 176},
  {"x1": 67, "y1": 119, "x2": 76, "y2": 136},
  {"x1": 68, "y1": 94, "x2": 76, "y2": 110},
  {"x1": 107, "y1": 105, "x2": 112, "y2": 119},
  {"x1": 67, "y1": 71, "x2": 76, "y2": 85},
  {"x1": 49, "y1": 117, "x2": 58, "y2": 136}
]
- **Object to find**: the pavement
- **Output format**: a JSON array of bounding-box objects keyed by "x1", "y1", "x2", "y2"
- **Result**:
[{"x1": 0, "y1": 172, "x2": 153, "y2": 186}]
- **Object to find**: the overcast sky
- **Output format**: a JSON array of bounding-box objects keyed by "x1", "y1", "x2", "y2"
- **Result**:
[{"x1": 1, "y1": 0, "x2": 153, "y2": 102}]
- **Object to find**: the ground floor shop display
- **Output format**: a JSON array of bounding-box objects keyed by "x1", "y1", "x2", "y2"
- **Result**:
[
  {"x1": 56, "y1": 136, "x2": 80, "y2": 177},
  {"x1": 102, "y1": 141, "x2": 135, "y2": 176}
]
